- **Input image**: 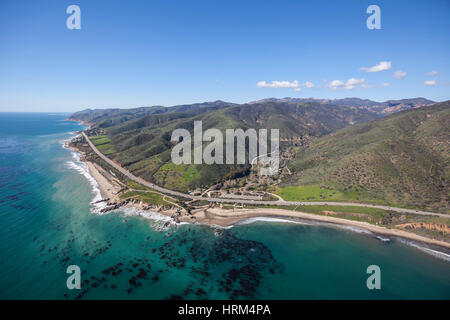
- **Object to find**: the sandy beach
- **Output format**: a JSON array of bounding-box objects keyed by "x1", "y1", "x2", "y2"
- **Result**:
[
  {"x1": 85, "y1": 161, "x2": 122, "y2": 201},
  {"x1": 186, "y1": 207, "x2": 450, "y2": 249},
  {"x1": 67, "y1": 143, "x2": 122, "y2": 202}
]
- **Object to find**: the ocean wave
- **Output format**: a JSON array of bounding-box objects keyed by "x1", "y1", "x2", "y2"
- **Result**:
[
  {"x1": 62, "y1": 133, "x2": 107, "y2": 213},
  {"x1": 375, "y1": 236, "x2": 391, "y2": 242},
  {"x1": 396, "y1": 238, "x2": 450, "y2": 262},
  {"x1": 302, "y1": 220, "x2": 374, "y2": 235},
  {"x1": 65, "y1": 152, "x2": 106, "y2": 213},
  {"x1": 235, "y1": 216, "x2": 312, "y2": 227},
  {"x1": 330, "y1": 224, "x2": 374, "y2": 235},
  {"x1": 225, "y1": 215, "x2": 377, "y2": 238},
  {"x1": 60, "y1": 133, "x2": 80, "y2": 149}
]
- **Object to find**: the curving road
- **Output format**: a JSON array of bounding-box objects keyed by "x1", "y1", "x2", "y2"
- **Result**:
[{"x1": 81, "y1": 132, "x2": 448, "y2": 218}]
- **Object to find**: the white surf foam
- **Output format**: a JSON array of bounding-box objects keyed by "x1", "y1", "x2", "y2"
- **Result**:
[
  {"x1": 302, "y1": 220, "x2": 374, "y2": 235},
  {"x1": 60, "y1": 133, "x2": 81, "y2": 149},
  {"x1": 235, "y1": 216, "x2": 311, "y2": 227},
  {"x1": 65, "y1": 151, "x2": 106, "y2": 213},
  {"x1": 62, "y1": 133, "x2": 108, "y2": 213},
  {"x1": 375, "y1": 236, "x2": 391, "y2": 242},
  {"x1": 396, "y1": 238, "x2": 450, "y2": 262},
  {"x1": 117, "y1": 207, "x2": 188, "y2": 231}
]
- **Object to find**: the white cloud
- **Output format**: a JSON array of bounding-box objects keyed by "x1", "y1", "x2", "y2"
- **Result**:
[
  {"x1": 393, "y1": 70, "x2": 407, "y2": 79},
  {"x1": 426, "y1": 71, "x2": 438, "y2": 76},
  {"x1": 360, "y1": 61, "x2": 392, "y2": 72},
  {"x1": 328, "y1": 80, "x2": 345, "y2": 90},
  {"x1": 256, "y1": 80, "x2": 316, "y2": 90},
  {"x1": 344, "y1": 78, "x2": 366, "y2": 89},
  {"x1": 327, "y1": 78, "x2": 368, "y2": 90},
  {"x1": 303, "y1": 81, "x2": 314, "y2": 88},
  {"x1": 423, "y1": 80, "x2": 436, "y2": 86},
  {"x1": 382, "y1": 82, "x2": 390, "y2": 87},
  {"x1": 256, "y1": 80, "x2": 299, "y2": 88}
]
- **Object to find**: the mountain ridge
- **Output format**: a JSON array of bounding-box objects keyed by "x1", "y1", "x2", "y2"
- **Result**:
[
  {"x1": 68, "y1": 97, "x2": 436, "y2": 124},
  {"x1": 248, "y1": 97, "x2": 436, "y2": 114}
]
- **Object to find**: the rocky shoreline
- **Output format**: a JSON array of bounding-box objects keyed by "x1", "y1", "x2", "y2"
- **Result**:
[{"x1": 66, "y1": 141, "x2": 182, "y2": 218}]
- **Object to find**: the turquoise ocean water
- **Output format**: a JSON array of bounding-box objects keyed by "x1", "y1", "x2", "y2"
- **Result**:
[{"x1": 0, "y1": 113, "x2": 449, "y2": 299}]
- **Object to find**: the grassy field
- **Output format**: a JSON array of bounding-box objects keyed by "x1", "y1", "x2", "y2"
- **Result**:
[
  {"x1": 273, "y1": 185, "x2": 386, "y2": 204},
  {"x1": 89, "y1": 135, "x2": 110, "y2": 145},
  {"x1": 90, "y1": 135, "x2": 116, "y2": 155},
  {"x1": 183, "y1": 165, "x2": 200, "y2": 182},
  {"x1": 125, "y1": 180, "x2": 152, "y2": 191}
]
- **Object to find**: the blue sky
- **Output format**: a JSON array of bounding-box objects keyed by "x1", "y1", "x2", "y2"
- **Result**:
[{"x1": 0, "y1": 0, "x2": 449, "y2": 112}]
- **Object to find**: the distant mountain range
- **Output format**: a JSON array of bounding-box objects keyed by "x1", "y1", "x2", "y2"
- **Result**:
[
  {"x1": 249, "y1": 97, "x2": 435, "y2": 115},
  {"x1": 70, "y1": 97, "x2": 435, "y2": 125}
]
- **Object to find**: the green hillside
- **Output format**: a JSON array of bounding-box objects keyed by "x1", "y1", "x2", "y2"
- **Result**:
[
  {"x1": 285, "y1": 101, "x2": 449, "y2": 212},
  {"x1": 71, "y1": 101, "x2": 379, "y2": 192}
]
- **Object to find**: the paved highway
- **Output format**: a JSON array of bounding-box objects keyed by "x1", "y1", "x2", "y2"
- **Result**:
[{"x1": 81, "y1": 132, "x2": 448, "y2": 218}]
